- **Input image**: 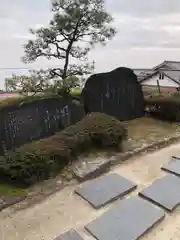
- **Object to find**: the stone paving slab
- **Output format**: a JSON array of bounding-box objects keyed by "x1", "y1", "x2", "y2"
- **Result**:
[
  {"x1": 172, "y1": 155, "x2": 180, "y2": 160},
  {"x1": 85, "y1": 196, "x2": 165, "y2": 240},
  {"x1": 162, "y1": 157, "x2": 180, "y2": 177},
  {"x1": 75, "y1": 173, "x2": 137, "y2": 209},
  {"x1": 54, "y1": 229, "x2": 84, "y2": 240},
  {"x1": 139, "y1": 174, "x2": 180, "y2": 211}
]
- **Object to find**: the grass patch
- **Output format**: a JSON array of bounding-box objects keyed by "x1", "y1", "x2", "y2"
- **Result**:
[
  {"x1": 123, "y1": 117, "x2": 180, "y2": 147},
  {"x1": 70, "y1": 88, "x2": 82, "y2": 95},
  {"x1": 0, "y1": 184, "x2": 27, "y2": 197}
]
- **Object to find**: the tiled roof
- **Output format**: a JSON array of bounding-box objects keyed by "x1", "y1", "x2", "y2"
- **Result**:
[
  {"x1": 152, "y1": 61, "x2": 180, "y2": 71},
  {"x1": 162, "y1": 70, "x2": 180, "y2": 84},
  {"x1": 138, "y1": 61, "x2": 180, "y2": 83},
  {"x1": 139, "y1": 69, "x2": 180, "y2": 86},
  {"x1": 163, "y1": 61, "x2": 180, "y2": 70},
  {"x1": 133, "y1": 69, "x2": 152, "y2": 80},
  {"x1": 133, "y1": 69, "x2": 151, "y2": 74}
]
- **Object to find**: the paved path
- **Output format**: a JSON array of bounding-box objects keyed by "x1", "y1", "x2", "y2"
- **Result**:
[{"x1": 1, "y1": 143, "x2": 180, "y2": 240}]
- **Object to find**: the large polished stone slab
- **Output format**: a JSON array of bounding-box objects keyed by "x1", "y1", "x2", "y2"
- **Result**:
[
  {"x1": 139, "y1": 174, "x2": 180, "y2": 211},
  {"x1": 75, "y1": 173, "x2": 137, "y2": 208},
  {"x1": 54, "y1": 229, "x2": 84, "y2": 240},
  {"x1": 85, "y1": 196, "x2": 165, "y2": 240},
  {"x1": 162, "y1": 157, "x2": 180, "y2": 177}
]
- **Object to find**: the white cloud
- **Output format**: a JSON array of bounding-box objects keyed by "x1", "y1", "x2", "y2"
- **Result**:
[{"x1": 107, "y1": 0, "x2": 180, "y2": 17}]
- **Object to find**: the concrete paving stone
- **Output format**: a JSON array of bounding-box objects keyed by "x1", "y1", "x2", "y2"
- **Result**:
[
  {"x1": 75, "y1": 173, "x2": 137, "y2": 209},
  {"x1": 54, "y1": 229, "x2": 84, "y2": 240},
  {"x1": 162, "y1": 157, "x2": 180, "y2": 177},
  {"x1": 139, "y1": 174, "x2": 180, "y2": 211},
  {"x1": 85, "y1": 196, "x2": 165, "y2": 240}
]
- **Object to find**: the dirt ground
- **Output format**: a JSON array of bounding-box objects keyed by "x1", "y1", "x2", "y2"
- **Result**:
[
  {"x1": 123, "y1": 117, "x2": 180, "y2": 149},
  {"x1": 1, "y1": 143, "x2": 180, "y2": 239}
]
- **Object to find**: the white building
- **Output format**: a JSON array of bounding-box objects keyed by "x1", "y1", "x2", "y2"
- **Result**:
[{"x1": 134, "y1": 61, "x2": 180, "y2": 92}]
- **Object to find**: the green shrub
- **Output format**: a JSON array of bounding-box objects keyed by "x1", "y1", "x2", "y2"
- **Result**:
[
  {"x1": 0, "y1": 113, "x2": 127, "y2": 186},
  {"x1": 0, "y1": 94, "x2": 54, "y2": 109},
  {"x1": 0, "y1": 92, "x2": 82, "y2": 109},
  {"x1": 145, "y1": 96, "x2": 180, "y2": 121},
  {"x1": 171, "y1": 91, "x2": 180, "y2": 99}
]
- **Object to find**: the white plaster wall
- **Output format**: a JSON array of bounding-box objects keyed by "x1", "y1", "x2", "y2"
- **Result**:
[{"x1": 142, "y1": 73, "x2": 179, "y2": 87}]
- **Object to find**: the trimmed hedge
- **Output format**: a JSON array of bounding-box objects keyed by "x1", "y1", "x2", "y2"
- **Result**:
[
  {"x1": 0, "y1": 93, "x2": 81, "y2": 109},
  {"x1": 145, "y1": 96, "x2": 180, "y2": 121},
  {"x1": 0, "y1": 113, "x2": 127, "y2": 187},
  {"x1": 0, "y1": 94, "x2": 53, "y2": 109}
]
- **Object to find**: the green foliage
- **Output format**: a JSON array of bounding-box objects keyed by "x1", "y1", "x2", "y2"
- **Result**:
[
  {"x1": 5, "y1": 75, "x2": 31, "y2": 93},
  {"x1": 171, "y1": 91, "x2": 180, "y2": 99},
  {"x1": 0, "y1": 91, "x2": 83, "y2": 110},
  {"x1": 4, "y1": 71, "x2": 82, "y2": 98},
  {"x1": 70, "y1": 88, "x2": 82, "y2": 97},
  {"x1": 0, "y1": 113, "x2": 127, "y2": 186},
  {"x1": 0, "y1": 97, "x2": 24, "y2": 107},
  {"x1": 0, "y1": 184, "x2": 27, "y2": 197},
  {"x1": 4, "y1": 70, "x2": 52, "y2": 96},
  {"x1": 145, "y1": 96, "x2": 180, "y2": 121},
  {"x1": 53, "y1": 75, "x2": 82, "y2": 97},
  {"x1": 0, "y1": 94, "x2": 62, "y2": 109},
  {"x1": 22, "y1": 0, "x2": 116, "y2": 81}
]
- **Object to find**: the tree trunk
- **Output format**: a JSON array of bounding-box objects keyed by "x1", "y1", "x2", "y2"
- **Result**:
[
  {"x1": 157, "y1": 80, "x2": 161, "y2": 93},
  {"x1": 62, "y1": 47, "x2": 70, "y2": 83},
  {"x1": 62, "y1": 16, "x2": 82, "y2": 84}
]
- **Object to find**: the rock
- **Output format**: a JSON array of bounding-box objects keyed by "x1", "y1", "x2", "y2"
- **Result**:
[
  {"x1": 72, "y1": 157, "x2": 111, "y2": 182},
  {"x1": 121, "y1": 140, "x2": 133, "y2": 152}
]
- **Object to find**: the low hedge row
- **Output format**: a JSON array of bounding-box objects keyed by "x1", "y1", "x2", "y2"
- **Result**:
[
  {"x1": 145, "y1": 96, "x2": 180, "y2": 121},
  {"x1": 0, "y1": 112, "x2": 127, "y2": 187},
  {"x1": 0, "y1": 94, "x2": 82, "y2": 109}
]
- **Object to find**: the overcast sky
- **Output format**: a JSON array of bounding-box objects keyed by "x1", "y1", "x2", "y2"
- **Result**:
[{"x1": 1, "y1": 0, "x2": 180, "y2": 89}]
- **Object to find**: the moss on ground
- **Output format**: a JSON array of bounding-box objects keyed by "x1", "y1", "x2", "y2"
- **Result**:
[
  {"x1": 0, "y1": 184, "x2": 27, "y2": 197},
  {"x1": 123, "y1": 117, "x2": 180, "y2": 148}
]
